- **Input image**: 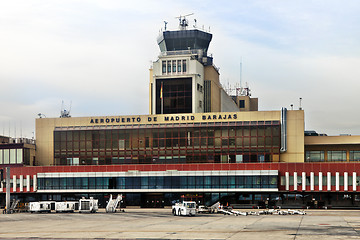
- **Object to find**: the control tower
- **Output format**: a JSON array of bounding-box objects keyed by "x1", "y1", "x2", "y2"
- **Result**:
[{"x1": 149, "y1": 16, "x2": 241, "y2": 115}]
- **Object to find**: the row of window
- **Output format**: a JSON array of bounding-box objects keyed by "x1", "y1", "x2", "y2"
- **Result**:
[
  {"x1": 162, "y1": 60, "x2": 187, "y2": 74},
  {"x1": 4, "y1": 178, "x2": 34, "y2": 189},
  {"x1": 38, "y1": 175, "x2": 278, "y2": 190},
  {"x1": 306, "y1": 151, "x2": 360, "y2": 162},
  {"x1": 54, "y1": 126, "x2": 281, "y2": 150},
  {"x1": 55, "y1": 153, "x2": 277, "y2": 166},
  {"x1": 54, "y1": 126, "x2": 281, "y2": 165},
  {"x1": 0, "y1": 149, "x2": 23, "y2": 164},
  {"x1": 281, "y1": 175, "x2": 360, "y2": 186}
]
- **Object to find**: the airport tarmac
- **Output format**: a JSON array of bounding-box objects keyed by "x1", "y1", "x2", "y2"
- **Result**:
[{"x1": 1, "y1": 209, "x2": 360, "y2": 239}]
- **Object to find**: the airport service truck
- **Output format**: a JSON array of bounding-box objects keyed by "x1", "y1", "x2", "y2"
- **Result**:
[{"x1": 172, "y1": 201, "x2": 196, "y2": 216}]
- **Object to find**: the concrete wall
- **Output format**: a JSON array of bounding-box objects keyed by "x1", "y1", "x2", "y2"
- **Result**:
[
  {"x1": 280, "y1": 110, "x2": 305, "y2": 163},
  {"x1": 220, "y1": 89, "x2": 242, "y2": 112},
  {"x1": 35, "y1": 110, "x2": 305, "y2": 166}
]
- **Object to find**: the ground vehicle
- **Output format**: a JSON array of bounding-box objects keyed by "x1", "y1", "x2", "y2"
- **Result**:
[
  {"x1": 79, "y1": 197, "x2": 98, "y2": 213},
  {"x1": 106, "y1": 194, "x2": 123, "y2": 213},
  {"x1": 55, "y1": 201, "x2": 78, "y2": 213},
  {"x1": 172, "y1": 201, "x2": 196, "y2": 216},
  {"x1": 29, "y1": 201, "x2": 55, "y2": 213},
  {"x1": 196, "y1": 202, "x2": 220, "y2": 214}
]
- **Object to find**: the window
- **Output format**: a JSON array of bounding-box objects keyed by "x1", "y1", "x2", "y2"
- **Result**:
[
  {"x1": 172, "y1": 60, "x2": 176, "y2": 73},
  {"x1": 305, "y1": 151, "x2": 324, "y2": 162},
  {"x1": 197, "y1": 83, "x2": 203, "y2": 92},
  {"x1": 10, "y1": 149, "x2": 16, "y2": 164},
  {"x1": 327, "y1": 151, "x2": 346, "y2": 162},
  {"x1": 167, "y1": 61, "x2": 171, "y2": 73},
  {"x1": 182, "y1": 60, "x2": 187, "y2": 72},
  {"x1": 3, "y1": 149, "x2": 9, "y2": 164},
  {"x1": 239, "y1": 100, "x2": 245, "y2": 108},
  {"x1": 177, "y1": 60, "x2": 181, "y2": 72},
  {"x1": 350, "y1": 151, "x2": 360, "y2": 161},
  {"x1": 199, "y1": 100, "x2": 202, "y2": 108}
]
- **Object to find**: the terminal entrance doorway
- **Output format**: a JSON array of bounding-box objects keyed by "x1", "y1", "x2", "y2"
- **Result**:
[{"x1": 141, "y1": 193, "x2": 164, "y2": 208}]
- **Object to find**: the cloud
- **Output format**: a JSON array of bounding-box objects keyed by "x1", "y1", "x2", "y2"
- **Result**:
[{"x1": 0, "y1": 0, "x2": 360, "y2": 138}]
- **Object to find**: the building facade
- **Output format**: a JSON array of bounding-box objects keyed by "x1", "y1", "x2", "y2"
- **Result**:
[{"x1": 1, "y1": 19, "x2": 360, "y2": 208}]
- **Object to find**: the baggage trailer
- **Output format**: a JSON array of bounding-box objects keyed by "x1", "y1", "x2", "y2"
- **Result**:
[
  {"x1": 55, "y1": 201, "x2": 78, "y2": 213},
  {"x1": 29, "y1": 201, "x2": 55, "y2": 213},
  {"x1": 79, "y1": 197, "x2": 98, "y2": 213}
]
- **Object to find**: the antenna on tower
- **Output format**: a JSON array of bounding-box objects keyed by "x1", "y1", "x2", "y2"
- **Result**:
[
  {"x1": 240, "y1": 58, "x2": 243, "y2": 89},
  {"x1": 60, "y1": 100, "x2": 72, "y2": 118},
  {"x1": 164, "y1": 21, "x2": 168, "y2": 31},
  {"x1": 193, "y1": 19, "x2": 197, "y2": 28},
  {"x1": 176, "y1": 13, "x2": 194, "y2": 30}
]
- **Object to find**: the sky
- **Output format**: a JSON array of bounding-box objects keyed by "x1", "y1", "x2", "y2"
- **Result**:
[{"x1": 1, "y1": 0, "x2": 360, "y2": 138}]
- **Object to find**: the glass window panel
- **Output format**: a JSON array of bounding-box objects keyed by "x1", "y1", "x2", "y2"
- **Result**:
[
  {"x1": 195, "y1": 176, "x2": 204, "y2": 188},
  {"x1": 172, "y1": 176, "x2": 180, "y2": 188},
  {"x1": 228, "y1": 176, "x2": 236, "y2": 188},
  {"x1": 60, "y1": 178, "x2": 66, "y2": 189},
  {"x1": 167, "y1": 60, "x2": 171, "y2": 73},
  {"x1": 245, "y1": 176, "x2": 253, "y2": 188},
  {"x1": 89, "y1": 177, "x2": 96, "y2": 189},
  {"x1": 16, "y1": 149, "x2": 23, "y2": 164},
  {"x1": 350, "y1": 151, "x2": 360, "y2": 161},
  {"x1": 269, "y1": 176, "x2": 277, "y2": 188},
  {"x1": 10, "y1": 149, "x2": 16, "y2": 164},
  {"x1": 0, "y1": 149, "x2": 2, "y2": 164},
  {"x1": 188, "y1": 176, "x2": 195, "y2": 188},
  {"x1": 349, "y1": 176, "x2": 353, "y2": 186},
  {"x1": 180, "y1": 176, "x2": 187, "y2": 189},
  {"x1": 81, "y1": 177, "x2": 89, "y2": 189},
  {"x1": 117, "y1": 177, "x2": 125, "y2": 189},
  {"x1": 147, "y1": 176, "x2": 156, "y2": 189},
  {"x1": 339, "y1": 176, "x2": 344, "y2": 186},
  {"x1": 220, "y1": 176, "x2": 227, "y2": 188},
  {"x1": 172, "y1": 60, "x2": 176, "y2": 72},
  {"x1": 305, "y1": 151, "x2": 325, "y2": 162},
  {"x1": 327, "y1": 151, "x2": 346, "y2": 162}
]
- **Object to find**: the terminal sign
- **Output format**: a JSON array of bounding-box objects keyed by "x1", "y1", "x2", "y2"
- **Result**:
[{"x1": 90, "y1": 113, "x2": 238, "y2": 125}]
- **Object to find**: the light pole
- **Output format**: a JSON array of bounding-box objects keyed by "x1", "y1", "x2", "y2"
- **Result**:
[{"x1": 5, "y1": 167, "x2": 10, "y2": 214}]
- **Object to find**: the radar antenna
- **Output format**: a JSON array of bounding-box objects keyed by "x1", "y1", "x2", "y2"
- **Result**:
[
  {"x1": 193, "y1": 19, "x2": 197, "y2": 28},
  {"x1": 176, "y1": 13, "x2": 194, "y2": 30},
  {"x1": 60, "y1": 100, "x2": 72, "y2": 118}
]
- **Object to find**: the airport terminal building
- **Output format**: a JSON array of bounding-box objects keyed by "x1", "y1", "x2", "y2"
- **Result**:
[{"x1": 2, "y1": 19, "x2": 360, "y2": 208}]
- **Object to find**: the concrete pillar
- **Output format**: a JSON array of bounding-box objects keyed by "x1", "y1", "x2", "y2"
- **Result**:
[
  {"x1": 319, "y1": 172, "x2": 323, "y2": 191},
  {"x1": 353, "y1": 172, "x2": 357, "y2": 192},
  {"x1": 33, "y1": 175, "x2": 37, "y2": 191},
  {"x1": 344, "y1": 172, "x2": 348, "y2": 192},
  {"x1": 26, "y1": 175, "x2": 30, "y2": 192},
  {"x1": 310, "y1": 172, "x2": 314, "y2": 191},
  {"x1": 12, "y1": 175, "x2": 16, "y2": 192},
  {"x1": 302, "y1": 172, "x2": 306, "y2": 191},
  {"x1": 19, "y1": 175, "x2": 23, "y2": 192},
  {"x1": 285, "y1": 172, "x2": 289, "y2": 191}
]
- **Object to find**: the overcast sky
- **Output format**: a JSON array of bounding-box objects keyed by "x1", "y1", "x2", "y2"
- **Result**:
[{"x1": 1, "y1": 0, "x2": 360, "y2": 138}]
